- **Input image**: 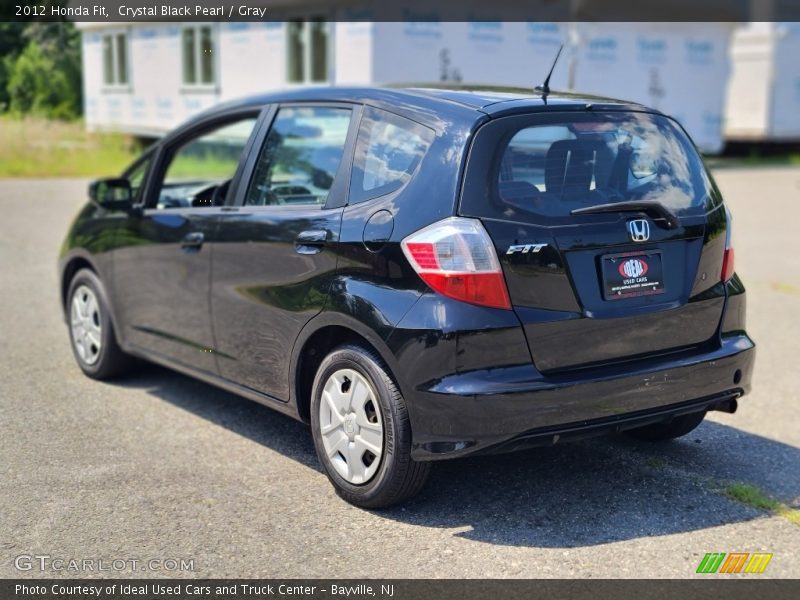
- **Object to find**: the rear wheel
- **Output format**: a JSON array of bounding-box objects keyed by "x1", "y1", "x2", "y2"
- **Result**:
[
  {"x1": 310, "y1": 344, "x2": 430, "y2": 508},
  {"x1": 625, "y1": 411, "x2": 706, "y2": 442},
  {"x1": 67, "y1": 269, "x2": 135, "y2": 380}
]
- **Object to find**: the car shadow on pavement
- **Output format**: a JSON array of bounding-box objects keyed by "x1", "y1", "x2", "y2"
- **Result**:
[
  {"x1": 119, "y1": 364, "x2": 800, "y2": 549},
  {"x1": 396, "y1": 425, "x2": 800, "y2": 548},
  {"x1": 116, "y1": 363, "x2": 321, "y2": 470}
]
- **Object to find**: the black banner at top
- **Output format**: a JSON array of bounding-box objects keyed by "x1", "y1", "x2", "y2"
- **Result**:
[{"x1": 4, "y1": 0, "x2": 800, "y2": 23}]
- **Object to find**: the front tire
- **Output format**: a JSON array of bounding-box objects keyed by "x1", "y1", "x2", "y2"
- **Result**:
[
  {"x1": 625, "y1": 410, "x2": 706, "y2": 442},
  {"x1": 310, "y1": 344, "x2": 430, "y2": 508},
  {"x1": 67, "y1": 269, "x2": 135, "y2": 380}
]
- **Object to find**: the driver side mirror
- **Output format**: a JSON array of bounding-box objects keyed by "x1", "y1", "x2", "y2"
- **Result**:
[{"x1": 89, "y1": 178, "x2": 133, "y2": 211}]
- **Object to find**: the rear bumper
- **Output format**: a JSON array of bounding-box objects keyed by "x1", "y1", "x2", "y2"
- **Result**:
[{"x1": 407, "y1": 333, "x2": 755, "y2": 460}]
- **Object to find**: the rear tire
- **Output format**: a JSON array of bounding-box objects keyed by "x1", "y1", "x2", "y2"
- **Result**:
[
  {"x1": 67, "y1": 269, "x2": 136, "y2": 380},
  {"x1": 310, "y1": 344, "x2": 431, "y2": 508},
  {"x1": 625, "y1": 411, "x2": 706, "y2": 442}
]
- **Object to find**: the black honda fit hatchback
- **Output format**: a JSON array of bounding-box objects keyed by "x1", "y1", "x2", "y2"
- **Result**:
[{"x1": 60, "y1": 86, "x2": 754, "y2": 507}]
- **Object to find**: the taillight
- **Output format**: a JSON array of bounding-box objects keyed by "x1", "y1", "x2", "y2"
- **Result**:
[
  {"x1": 721, "y1": 207, "x2": 735, "y2": 282},
  {"x1": 721, "y1": 247, "x2": 735, "y2": 282},
  {"x1": 401, "y1": 217, "x2": 512, "y2": 310}
]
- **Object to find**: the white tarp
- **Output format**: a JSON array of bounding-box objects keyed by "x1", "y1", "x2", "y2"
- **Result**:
[
  {"x1": 81, "y1": 21, "x2": 736, "y2": 153},
  {"x1": 725, "y1": 22, "x2": 800, "y2": 140},
  {"x1": 571, "y1": 23, "x2": 734, "y2": 153}
]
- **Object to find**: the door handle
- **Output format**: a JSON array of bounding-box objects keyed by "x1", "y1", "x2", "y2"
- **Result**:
[
  {"x1": 295, "y1": 230, "x2": 327, "y2": 255},
  {"x1": 181, "y1": 231, "x2": 205, "y2": 252}
]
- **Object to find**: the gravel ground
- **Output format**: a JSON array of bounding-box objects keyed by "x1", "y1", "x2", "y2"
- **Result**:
[{"x1": 0, "y1": 168, "x2": 798, "y2": 578}]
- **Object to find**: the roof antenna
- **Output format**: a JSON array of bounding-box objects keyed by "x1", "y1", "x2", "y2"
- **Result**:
[{"x1": 535, "y1": 44, "x2": 564, "y2": 103}]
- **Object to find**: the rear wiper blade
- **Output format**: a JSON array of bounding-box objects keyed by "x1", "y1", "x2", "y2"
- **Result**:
[{"x1": 571, "y1": 200, "x2": 680, "y2": 229}]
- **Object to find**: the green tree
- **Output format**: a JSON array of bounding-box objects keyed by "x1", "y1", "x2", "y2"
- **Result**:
[
  {"x1": 3, "y1": 21, "x2": 82, "y2": 119},
  {"x1": 0, "y1": 22, "x2": 28, "y2": 110}
]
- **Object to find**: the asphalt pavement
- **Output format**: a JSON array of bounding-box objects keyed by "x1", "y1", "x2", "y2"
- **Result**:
[{"x1": 1, "y1": 168, "x2": 798, "y2": 578}]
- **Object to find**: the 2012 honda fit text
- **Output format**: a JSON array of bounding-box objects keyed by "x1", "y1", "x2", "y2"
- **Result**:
[{"x1": 59, "y1": 86, "x2": 754, "y2": 508}]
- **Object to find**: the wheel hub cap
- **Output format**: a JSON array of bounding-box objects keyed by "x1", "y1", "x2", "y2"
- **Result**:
[
  {"x1": 343, "y1": 414, "x2": 356, "y2": 437},
  {"x1": 70, "y1": 285, "x2": 102, "y2": 366},
  {"x1": 319, "y1": 368, "x2": 384, "y2": 485}
]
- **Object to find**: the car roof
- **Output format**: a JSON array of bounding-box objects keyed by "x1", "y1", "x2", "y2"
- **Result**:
[
  {"x1": 195, "y1": 85, "x2": 660, "y2": 128},
  {"x1": 395, "y1": 84, "x2": 653, "y2": 113}
]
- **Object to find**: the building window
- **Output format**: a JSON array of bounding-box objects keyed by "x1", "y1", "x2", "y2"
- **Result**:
[
  {"x1": 286, "y1": 19, "x2": 329, "y2": 84},
  {"x1": 182, "y1": 25, "x2": 216, "y2": 87},
  {"x1": 102, "y1": 32, "x2": 129, "y2": 87}
]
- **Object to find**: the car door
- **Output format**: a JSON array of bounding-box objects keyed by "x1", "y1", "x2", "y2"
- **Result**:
[
  {"x1": 211, "y1": 103, "x2": 361, "y2": 399},
  {"x1": 112, "y1": 109, "x2": 264, "y2": 372}
]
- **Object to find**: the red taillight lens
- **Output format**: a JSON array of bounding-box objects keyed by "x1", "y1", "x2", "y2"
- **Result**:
[
  {"x1": 721, "y1": 207, "x2": 734, "y2": 282},
  {"x1": 401, "y1": 217, "x2": 512, "y2": 310},
  {"x1": 721, "y1": 247, "x2": 735, "y2": 282},
  {"x1": 416, "y1": 272, "x2": 511, "y2": 310}
]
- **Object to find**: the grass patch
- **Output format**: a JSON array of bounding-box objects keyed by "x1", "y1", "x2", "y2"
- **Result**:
[
  {"x1": 739, "y1": 152, "x2": 800, "y2": 167},
  {"x1": 645, "y1": 457, "x2": 667, "y2": 470},
  {"x1": 0, "y1": 116, "x2": 143, "y2": 178},
  {"x1": 768, "y1": 281, "x2": 800, "y2": 296},
  {"x1": 779, "y1": 508, "x2": 800, "y2": 526},
  {"x1": 724, "y1": 482, "x2": 800, "y2": 526},
  {"x1": 725, "y1": 483, "x2": 781, "y2": 511},
  {"x1": 703, "y1": 153, "x2": 800, "y2": 170},
  {"x1": 167, "y1": 153, "x2": 242, "y2": 180}
]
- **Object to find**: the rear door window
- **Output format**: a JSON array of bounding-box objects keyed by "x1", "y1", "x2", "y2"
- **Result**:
[
  {"x1": 349, "y1": 107, "x2": 435, "y2": 204},
  {"x1": 461, "y1": 111, "x2": 717, "y2": 224}
]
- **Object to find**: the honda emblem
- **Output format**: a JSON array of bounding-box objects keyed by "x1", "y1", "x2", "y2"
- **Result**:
[{"x1": 627, "y1": 219, "x2": 650, "y2": 242}]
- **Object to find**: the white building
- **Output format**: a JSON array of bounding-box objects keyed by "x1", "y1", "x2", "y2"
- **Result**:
[
  {"x1": 724, "y1": 22, "x2": 800, "y2": 141},
  {"x1": 79, "y1": 20, "x2": 737, "y2": 152},
  {"x1": 571, "y1": 22, "x2": 735, "y2": 152}
]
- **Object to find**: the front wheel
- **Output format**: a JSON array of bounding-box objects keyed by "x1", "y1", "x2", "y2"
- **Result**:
[
  {"x1": 624, "y1": 411, "x2": 706, "y2": 442},
  {"x1": 310, "y1": 344, "x2": 430, "y2": 508},
  {"x1": 67, "y1": 269, "x2": 136, "y2": 380}
]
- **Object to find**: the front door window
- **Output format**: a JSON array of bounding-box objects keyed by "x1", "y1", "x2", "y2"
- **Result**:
[{"x1": 154, "y1": 117, "x2": 258, "y2": 209}]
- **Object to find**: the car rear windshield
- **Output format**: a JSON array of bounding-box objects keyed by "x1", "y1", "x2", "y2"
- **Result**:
[{"x1": 460, "y1": 111, "x2": 719, "y2": 224}]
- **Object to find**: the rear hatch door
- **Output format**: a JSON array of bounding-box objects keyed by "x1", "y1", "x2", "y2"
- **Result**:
[{"x1": 460, "y1": 110, "x2": 729, "y2": 372}]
